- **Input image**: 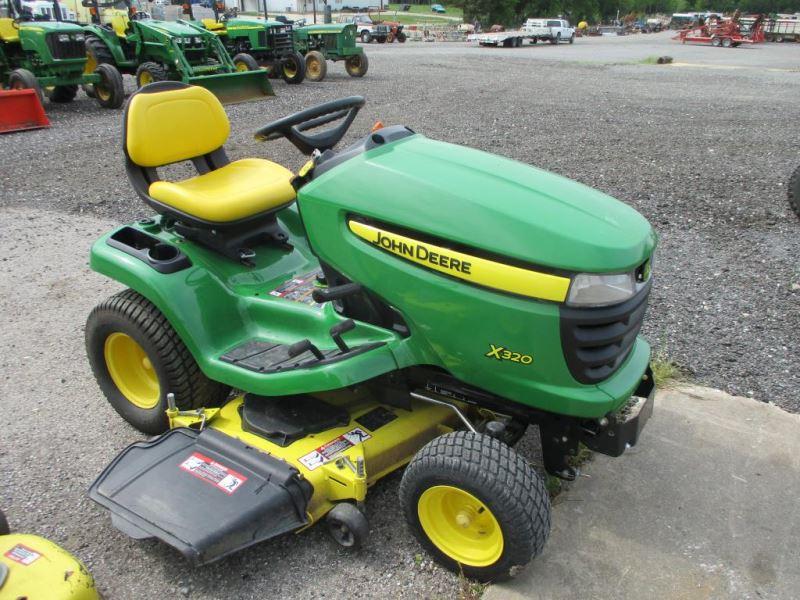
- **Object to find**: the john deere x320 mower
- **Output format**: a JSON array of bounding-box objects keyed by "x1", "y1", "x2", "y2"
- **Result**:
[{"x1": 85, "y1": 84, "x2": 656, "y2": 581}]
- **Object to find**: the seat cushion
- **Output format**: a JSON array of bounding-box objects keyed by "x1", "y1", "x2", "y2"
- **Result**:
[{"x1": 148, "y1": 159, "x2": 296, "y2": 223}]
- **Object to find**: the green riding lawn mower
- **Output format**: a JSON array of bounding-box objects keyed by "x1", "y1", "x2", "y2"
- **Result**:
[
  {"x1": 85, "y1": 83, "x2": 656, "y2": 581},
  {"x1": 190, "y1": 2, "x2": 305, "y2": 84},
  {"x1": 81, "y1": 0, "x2": 271, "y2": 103},
  {"x1": 0, "y1": 0, "x2": 123, "y2": 107},
  {"x1": 293, "y1": 23, "x2": 367, "y2": 82}
]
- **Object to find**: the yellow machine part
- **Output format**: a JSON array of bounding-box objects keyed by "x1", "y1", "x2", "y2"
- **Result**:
[
  {"x1": 0, "y1": 533, "x2": 98, "y2": 600},
  {"x1": 171, "y1": 394, "x2": 457, "y2": 523}
]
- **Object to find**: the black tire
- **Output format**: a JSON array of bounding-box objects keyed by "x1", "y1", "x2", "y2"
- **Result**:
[
  {"x1": 232, "y1": 52, "x2": 259, "y2": 71},
  {"x1": 94, "y1": 63, "x2": 124, "y2": 109},
  {"x1": 326, "y1": 503, "x2": 369, "y2": 549},
  {"x1": 47, "y1": 85, "x2": 78, "y2": 103},
  {"x1": 788, "y1": 165, "x2": 800, "y2": 218},
  {"x1": 304, "y1": 50, "x2": 327, "y2": 82},
  {"x1": 361, "y1": 30, "x2": 371, "y2": 43},
  {"x1": 377, "y1": 36, "x2": 386, "y2": 44},
  {"x1": 83, "y1": 35, "x2": 114, "y2": 98},
  {"x1": 711, "y1": 36, "x2": 721, "y2": 46},
  {"x1": 281, "y1": 50, "x2": 306, "y2": 84},
  {"x1": 135, "y1": 61, "x2": 168, "y2": 89},
  {"x1": 530, "y1": 36, "x2": 538, "y2": 44},
  {"x1": 0, "y1": 508, "x2": 9, "y2": 536},
  {"x1": 345, "y1": 52, "x2": 368, "y2": 77},
  {"x1": 722, "y1": 37, "x2": 732, "y2": 48},
  {"x1": 398, "y1": 31, "x2": 407, "y2": 42},
  {"x1": 569, "y1": 33, "x2": 575, "y2": 44},
  {"x1": 85, "y1": 289, "x2": 230, "y2": 434},
  {"x1": 399, "y1": 431, "x2": 550, "y2": 582},
  {"x1": 549, "y1": 34, "x2": 558, "y2": 44},
  {"x1": 8, "y1": 68, "x2": 43, "y2": 103}
]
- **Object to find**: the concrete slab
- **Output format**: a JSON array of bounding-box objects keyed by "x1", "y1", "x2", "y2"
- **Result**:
[{"x1": 485, "y1": 386, "x2": 800, "y2": 600}]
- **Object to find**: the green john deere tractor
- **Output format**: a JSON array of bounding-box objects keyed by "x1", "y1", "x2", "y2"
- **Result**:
[
  {"x1": 85, "y1": 85, "x2": 657, "y2": 581},
  {"x1": 0, "y1": 0, "x2": 123, "y2": 107},
  {"x1": 81, "y1": 0, "x2": 272, "y2": 103},
  {"x1": 293, "y1": 23, "x2": 367, "y2": 82},
  {"x1": 192, "y1": 3, "x2": 305, "y2": 84}
]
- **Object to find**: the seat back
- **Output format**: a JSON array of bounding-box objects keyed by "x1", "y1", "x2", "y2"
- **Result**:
[
  {"x1": 111, "y1": 14, "x2": 129, "y2": 37},
  {"x1": 0, "y1": 18, "x2": 20, "y2": 43},
  {"x1": 202, "y1": 18, "x2": 225, "y2": 31},
  {"x1": 125, "y1": 83, "x2": 231, "y2": 168}
]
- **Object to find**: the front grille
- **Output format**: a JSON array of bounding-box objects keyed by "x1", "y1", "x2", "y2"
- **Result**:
[
  {"x1": 322, "y1": 33, "x2": 338, "y2": 49},
  {"x1": 272, "y1": 31, "x2": 293, "y2": 52},
  {"x1": 257, "y1": 30, "x2": 268, "y2": 47},
  {"x1": 560, "y1": 280, "x2": 651, "y2": 384},
  {"x1": 46, "y1": 33, "x2": 85, "y2": 59}
]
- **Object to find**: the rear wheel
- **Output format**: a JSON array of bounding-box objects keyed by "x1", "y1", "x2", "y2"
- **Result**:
[
  {"x1": 345, "y1": 52, "x2": 368, "y2": 77},
  {"x1": 304, "y1": 50, "x2": 327, "y2": 82},
  {"x1": 788, "y1": 165, "x2": 800, "y2": 218},
  {"x1": 397, "y1": 31, "x2": 407, "y2": 42},
  {"x1": 361, "y1": 30, "x2": 371, "y2": 43},
  {"x1": 569, "y1": 33, "x2": 575, "y2": 44},
  {"x1": 232, "y1": 52, "x2": 259, "y2": 71},
  {"x1": 8, "y1": 68, "x2": 43, "y2": 103},
  {"x1": 47, "y1": 85, "x2": 78, "y2": 103},
  {"x1": 94, "y1": 63, "x2": 124, "y2": 108},
  {"x1": 722, "y1": 37, "x2": 732, "y2": 48},
  {"x1": 135, "y1": 61, "x2": 167, "y2": 89},
  {"x1": 711, "y1": 36, "x2": 721, "y2": 46},
  {"x1": 399, "y1": 431, "x2": 551, "y2": 582},
  {"x1": 281, "y1": 50, "x2": 306, "y2": 84},
  {"x1": 86, "y1": 289, "x2": 230, "y2": 434}
]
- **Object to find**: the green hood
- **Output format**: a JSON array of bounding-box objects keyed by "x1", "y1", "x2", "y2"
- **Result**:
[
  {"x1": 18, "y1": 20, "x2": 83, "y2": 34},
  {"x1": 306, "y1": 134, "x2": 656, "y2": 273},
  {"x1": 142, "y1": 19, "x2": 210, "y2": 37}
]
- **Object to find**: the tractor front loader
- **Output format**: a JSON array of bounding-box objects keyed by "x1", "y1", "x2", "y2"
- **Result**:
[
  {"x1": 0, "y1": 0, "x2": 123, "y2": 109},
  {"x1": 82, "y1": 0, "x2": 272, "y2": 103}
]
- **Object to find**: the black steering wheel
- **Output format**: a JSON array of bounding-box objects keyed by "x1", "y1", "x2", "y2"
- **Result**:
[{"x1": 254, "y1": 96, "x2": 365, "y2": 155}]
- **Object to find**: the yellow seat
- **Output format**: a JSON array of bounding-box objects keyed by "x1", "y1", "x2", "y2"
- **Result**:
[
  {"x1": 0, "y1": 18, "x2": 20, "y2": 43},
  {"x1": 111, "y1": 14, "x2": 129, "y2": 37},
  {"x1": 149, "y1": 158, "x2": 295, "y2": 223},
  {"x1": 125, "y1": 84, "x2": 296, "y2": 224},
  {"x1": 202, "y1": 18, "x2": 225, "y2": 31}
]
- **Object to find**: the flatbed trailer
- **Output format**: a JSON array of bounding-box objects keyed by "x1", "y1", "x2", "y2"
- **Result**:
[{"x1": 467, "y1": 30, "x2": 533, "y2": 47}]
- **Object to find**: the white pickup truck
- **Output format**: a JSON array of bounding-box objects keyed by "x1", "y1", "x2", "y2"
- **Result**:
[{"x1": 523, "y1": 18, "x2": 575, "y2": 44}]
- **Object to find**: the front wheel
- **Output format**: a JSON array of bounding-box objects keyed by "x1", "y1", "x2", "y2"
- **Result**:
[
  {"x1": 86, "y1": 289, "x2": 230, "y2": 434},
  {"x1": 345, "y1": 52, "x2": 368, "y2": 77},
  {"x1": 233, "y1": 52, "x2": 260, "y2": 71},
  {"x1": 94, "y1": 63, "x2": 124, "y2": 109},
  {"x1": 281, "y1": 50, "x2": 306, "y2": 84},
  {"x1": 569, "y1": 34, "x2": 575, "y2": 44},
  {"x1": 398, "y1": 31, "x2": 407, "y2": 42},
  {"x1": 399, "y1": 431, "x2": 551, "y2": 582},
  {"x1": 721, "y1": 37, "x2": 733, "y2": 48},
  {"x1": 8, "y1": 68, "x2": 43, "y2": 103},
  {"x1": 304, "y1": 50, "x2": 327, "y2": 82},
  {"x1": 135, "y1": 61, "x2": 167, "y2": 88}
]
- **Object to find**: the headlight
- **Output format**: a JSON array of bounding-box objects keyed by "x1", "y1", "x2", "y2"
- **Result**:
[
  {"x1": 193, "y1": 36, "x2": 202, "y2": 45},
  {"x1": 58, "y1": 34, "x2": 70, "y2": 42},
  {"x1": 566, "y1": 257, "x2": 652, "y2": 308},
  {"x1": 74, "y1": 33, "x2": 85, "y2": 41}
]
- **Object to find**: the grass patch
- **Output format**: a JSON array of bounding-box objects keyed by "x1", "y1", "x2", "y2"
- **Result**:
[
  {"x1": 651, "y1": 351, "x2": 683, "y2": 387},
  {"x1": 640, "y1": 55, "x2": 660, "y2": 64},
  {"x1": 387, "y1": 3, "x2": 463, "y2": 17},
  {"x1": 372, "y1": 12, "x2": 455, "y2": 24},
  {"x1": 458, "y1": 567, "x2": 486, "y2": 600}
]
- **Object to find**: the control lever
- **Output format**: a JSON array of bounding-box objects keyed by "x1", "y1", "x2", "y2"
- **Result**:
[
  {"x1": 329, "y1": 319, "x2": 356, "y2": 353},
  {"x1": 287, "y1": 339, "x2": 325, "y2": 361},
  {"x1": 312, "y1": 282, "x2": 362, "y2": 304}
]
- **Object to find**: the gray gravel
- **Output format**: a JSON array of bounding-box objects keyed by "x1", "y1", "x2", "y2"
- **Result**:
[{"x1": 0, "y1": 32, "x2": 799, "y2": 599}]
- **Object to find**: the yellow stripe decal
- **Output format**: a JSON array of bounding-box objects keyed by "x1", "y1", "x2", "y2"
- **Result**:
[{"x1": 348, "y1": 221, "x2": 570, "y2": 302}]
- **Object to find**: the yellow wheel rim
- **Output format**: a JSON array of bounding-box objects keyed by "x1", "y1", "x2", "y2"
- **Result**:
[
  {"x1": 104, "y1": 332, "x2": 160, "y2": 409},
  {"x1": 95, "y1": 84, "x2": 110, "y2": 101},
  {"x1": 417, "y1": 485, "x2": 504, "y2": 567},
  {"x1": 138, "y1": 70, "x2": 153, "y2": 86},
  {"x1": 235, "y1": 61, "x2": 249, "y2": 72},
  {"x1": 84, "y1": 52, "x2": 97, "y2": 75},
  {"x1": 283, "y1": 62, "x2": 297, "y2": 77},
  {"x1": 307, "y1": 59, "x2": 320, "y2": 77}
]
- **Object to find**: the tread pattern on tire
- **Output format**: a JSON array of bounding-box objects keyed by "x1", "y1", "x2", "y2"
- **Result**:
[
  {"x1": 88, "y1": 289, "x2": 228, "y2": 412},
  {"x1": 399, "y1": 431, "x2": 551, "y2": 580},
  {"x1": 86, "y1": 35, "x2": 114, "y2": 64}
]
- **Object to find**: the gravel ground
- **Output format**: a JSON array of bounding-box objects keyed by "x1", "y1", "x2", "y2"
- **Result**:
[{"x1": 1, "y1": 32, "x2": 799, "y2": 599}]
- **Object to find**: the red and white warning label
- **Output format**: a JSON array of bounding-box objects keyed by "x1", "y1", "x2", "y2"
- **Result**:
[
  {"x1": 298, "y1": 428, "x2": 372, "y2": 471},
  {"x1": 4, "y1": 543, "x2": 42, "y2": 565},
  {"x1": 179, "y1": 452, "x2": 248, "y2": 495}
]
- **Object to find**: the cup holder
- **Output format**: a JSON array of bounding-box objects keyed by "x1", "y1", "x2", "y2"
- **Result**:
[{"x1": 148, "y1": 243, "x2": 180, "y2": 263}]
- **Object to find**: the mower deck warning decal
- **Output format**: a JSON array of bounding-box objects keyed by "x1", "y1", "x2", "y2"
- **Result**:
[
  {"x1": 299, "y1": 427, "x2": 371, "y2": 471},
  {"x1": 4, "y1": 544, "x2": 42, "y2": 565},
  {"x1": 270, "y1": 271, "x2": 323, "y2": 308},
  {"x1": 179, "y1": 452, "x2": 247, "y2": 495}
]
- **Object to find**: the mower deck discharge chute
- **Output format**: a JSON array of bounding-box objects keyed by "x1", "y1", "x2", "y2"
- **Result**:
[{"x1": 85, "y1": 83, "x2": 657, "y2": 581}]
